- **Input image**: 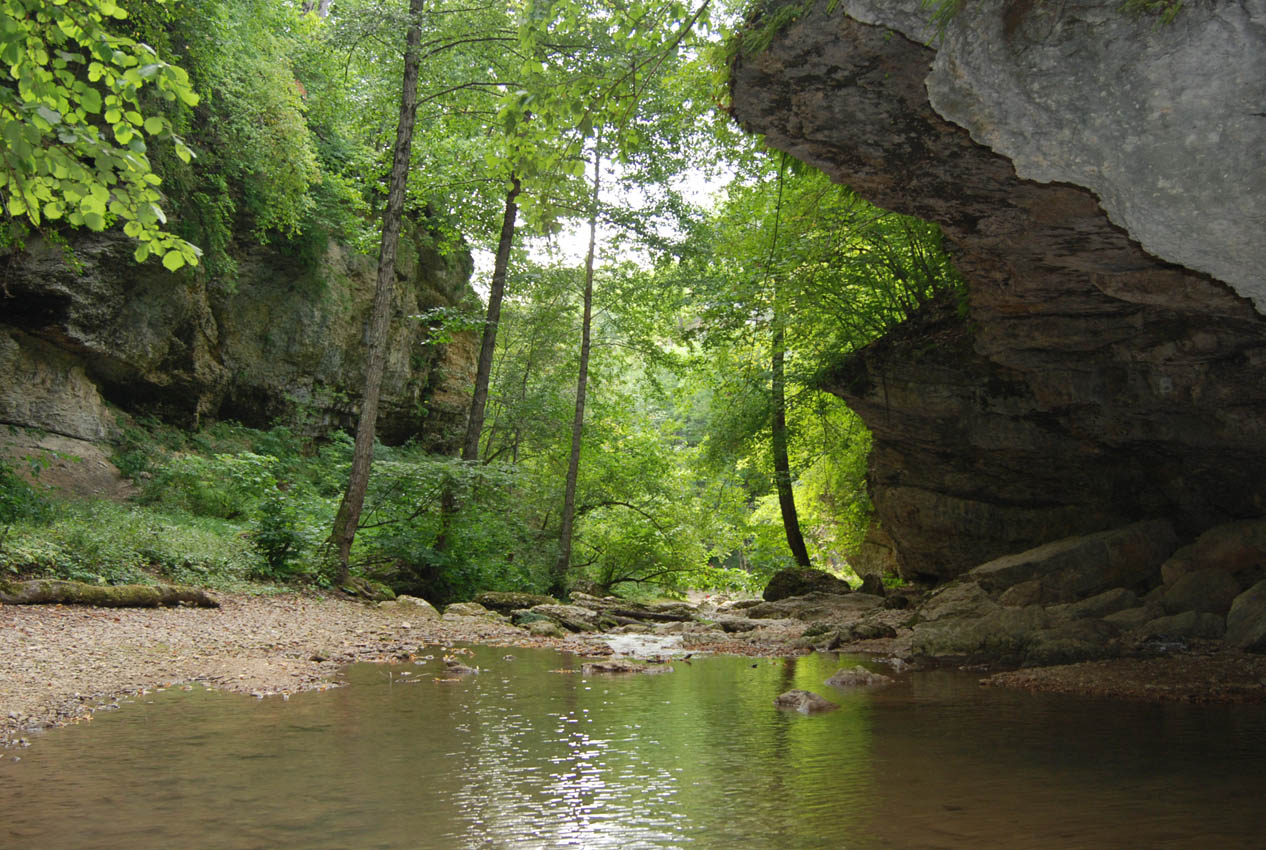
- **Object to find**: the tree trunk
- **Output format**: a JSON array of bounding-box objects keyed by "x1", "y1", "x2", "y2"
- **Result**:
[
  {"x1": 461, "y1": 176, "x2": 521, "y2": 463},
  {"x1": 771, "y1": 309, "x2": 812, "y2": 567},
  {"x1": 554, "y1": 146, "x2": 601, "y2": 595},
  {"x1": 434, "y1": 177, "x2": 519, "y2": 555},
  {"x1": 765, "y1": 152, "x2": 811, "y2": 567},
  {"x1": 328, "y1": 0, "x2": 425, "y2": 586},
  {"x1": 0, "y1": 579, "x2": 219, "y2": 608}
]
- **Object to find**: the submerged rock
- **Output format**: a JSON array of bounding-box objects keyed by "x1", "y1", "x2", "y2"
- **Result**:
[
  {"x1": 773, "y1": 690, "x2": 839, "y2": 714},
  {"x1": 825, "y1": 666, "x2": 893, "y2": 689},
  {"x1": 581, "y1": 660, "x2": 672, "y2": 675}
]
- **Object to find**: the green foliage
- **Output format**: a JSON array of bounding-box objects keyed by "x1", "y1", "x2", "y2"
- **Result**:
[
  {"x1": 250, "y1": 490, "x2": 312, "y2": 578},
  {"x1": 0, "y1": 0, "x2": 202, "y2": 265},
  {"x1": 0, "y1": 458, "x2": 52, "y2": 528},
  {"x1": 0, "y1": 499, "x2": 261, "y2": 588},
  {"x1": 149, "y1": 451, "x2": 278, "y2": 519}
]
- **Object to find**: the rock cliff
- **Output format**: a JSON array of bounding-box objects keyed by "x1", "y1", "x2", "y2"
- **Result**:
[
  {"x1": 730, "y1": 0, "x2": 1266, "y2": 580},
  {"x1": 0, "y1": 221, "x2": 476, "y2": 452}
]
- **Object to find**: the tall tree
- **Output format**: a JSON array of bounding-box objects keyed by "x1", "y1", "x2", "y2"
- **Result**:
[
  {"x1": 328, "y1": 0, "x2": 425, "y2": 585},
  {"x1": 554, "y1": 143, "x2": 602, "y2": 594},
  {"x1": 461, "y1": 176, "x2": 521, "y2": 462},
  {"x1": 765, "y1": 155, "x2": 811, "y2": 566}
]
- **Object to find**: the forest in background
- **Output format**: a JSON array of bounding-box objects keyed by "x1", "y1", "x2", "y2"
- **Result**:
[{"x1": 0, "y1": 0, "x2": 961, "y2": 602}]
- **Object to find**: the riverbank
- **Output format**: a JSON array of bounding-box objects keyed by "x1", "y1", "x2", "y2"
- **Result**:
[
  {"x1": 0, "y1": 590, "x2": 803, "y2": 747},
  {"x1": 5, "y1": 590, "x2": 1265, "y2": 747}
]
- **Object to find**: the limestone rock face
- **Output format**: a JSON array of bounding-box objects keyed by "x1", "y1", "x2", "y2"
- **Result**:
[
  {"x1": 842, "y1": 0, "x2": 1266, "y2": 308},
  {"x1": 731, "y1": 1, "x2": 1266, "y2": 580},
  {"x1": 0, "y1": 221, "x2": 476, "y2": 450}
]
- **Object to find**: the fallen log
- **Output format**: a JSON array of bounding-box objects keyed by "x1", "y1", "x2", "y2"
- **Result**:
[{"x1": 0, "y1": 579, "x2": 220, "y2": 608}]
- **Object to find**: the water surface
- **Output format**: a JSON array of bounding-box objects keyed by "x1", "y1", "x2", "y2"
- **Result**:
[{"x1": 2, "y1": 646, "x2": 1263, "y2": 849}]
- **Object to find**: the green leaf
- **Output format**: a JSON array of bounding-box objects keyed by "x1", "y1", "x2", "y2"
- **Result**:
[
  {"x1": 162, "y1": 250, "x2": 186, "y2": 272},
  {"x1": 35, "y1": 105, "x2": 62, "y2": 125},
  {"x1": 143, "y1": 116, "x2": 163, "y2": 135},
  {"x1": 134, "y1": 244, "x2": 150, "y2": 263}
]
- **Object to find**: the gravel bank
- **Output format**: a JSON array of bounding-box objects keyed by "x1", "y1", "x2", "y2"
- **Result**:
[
  {"x1": 6, "y1": 592, "x2": 1263, "y2": 747},
  {"x1": 0, "y1": 592, "x2": 806, "y2": 747},
  {"x1": 0, "y1": 593, "x2": 543, "y2": 747}
]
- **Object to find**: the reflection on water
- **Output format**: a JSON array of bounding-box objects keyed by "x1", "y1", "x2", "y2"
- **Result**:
[{"x1": 1, "y1": 648, "x2": 1264, "y2": 849}]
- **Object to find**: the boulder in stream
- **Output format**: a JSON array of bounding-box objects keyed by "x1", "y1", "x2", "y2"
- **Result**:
[
  {"x1": 825, "y1": 666, "x2": 893, "y2": 689},
  {"x1": 773, "y1": 690, "x2": 839, "y2": 714}
]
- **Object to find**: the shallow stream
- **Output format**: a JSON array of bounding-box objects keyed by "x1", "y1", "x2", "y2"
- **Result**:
[{"x1": 3, "y1": 646, "x2": 1264, "y2": 849}]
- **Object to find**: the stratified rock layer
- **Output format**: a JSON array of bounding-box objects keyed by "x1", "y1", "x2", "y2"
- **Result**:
[
  {"x1": 0, "y1": 221, "x2": 476, "y2": 450},
  {"x1": 730, "y1": 2, "x2": 1266, "y2": 580}
]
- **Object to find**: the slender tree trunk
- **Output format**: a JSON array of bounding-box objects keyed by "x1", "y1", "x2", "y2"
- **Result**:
[
  {"x1": 771, "y1": 308, "x2": 812, "y2": 567},
  {"x1": 328, "y1": 0, "x2": 425, "y2": 586},
  {"x1": 765, "y1": 151, "x2": 811, "y2": 567},
  {"x1": 554, "y1": 146, "x2": 601, "y2": 594},
  {"x1": 462, "y1": 176, "x2": 520, "y2": 462},
  {"x1": 434, "y1": 176, "x2": 520, "y2": 554}
]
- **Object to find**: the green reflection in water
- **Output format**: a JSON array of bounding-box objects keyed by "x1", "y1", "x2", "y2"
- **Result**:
[{"x1": 2, "y1": 648, "x2": 1265, "y2": 850}]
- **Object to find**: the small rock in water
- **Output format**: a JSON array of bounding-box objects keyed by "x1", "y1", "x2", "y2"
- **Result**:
[
  {"x1": 825, "y1": 665, "x2": 894, "y2": 689},
  {"x1": 581, "y1": 660, "x2": 673, "y2": 675},
  {"x1": 773, "y1": 690, "x2": 839, "y2": 714}
]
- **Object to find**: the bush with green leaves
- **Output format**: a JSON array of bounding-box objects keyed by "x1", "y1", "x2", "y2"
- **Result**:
[
  {"x1": 249, "y1": 489, "x2": 315, "y2": 579},
  {"x1": 149, "y1": 451, "x2": 278, "y2": 519},
  {"x1": 0, "y1": 459, "x2": 52, "y2": 530}
]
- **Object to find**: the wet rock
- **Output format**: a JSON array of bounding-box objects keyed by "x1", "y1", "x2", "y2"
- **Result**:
[
  {"x1": 763, "y1": 568, "x2": 852, "y2": 602},
  {"x1": 474, "y1": 591, "x2": 557, "y2": 615},
  {"x1": 1162, "y1": 569, "x2": 1243, "y2": 616},
  {"x1": 1226, "y1": 580, "x2": 1266, "y2": 653},
  {"x1": 825, "y1": 665, "x2": 893, "y2": 689},
  {"x1": 773, "y1": 689, "x2": 839, "y2": 714},
  {"x1": 746, "y1": 591, "x2": 883, "y2": 622}
]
